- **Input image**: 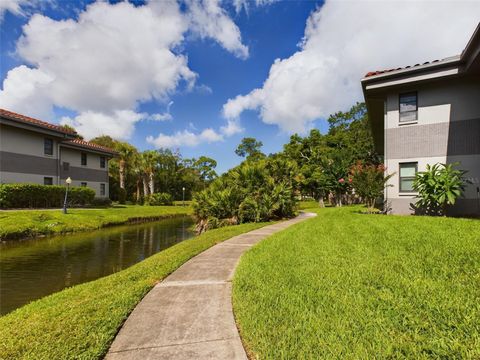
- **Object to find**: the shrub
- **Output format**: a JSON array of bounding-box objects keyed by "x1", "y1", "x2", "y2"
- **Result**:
[
  {"x1": 91, "y1": 197, "x2": 113, "y2": 207},
  {"x1": 0, "y1": 184, "x2": 95, "y2": 209},
  {"x1": 193, "y1": 158, "x2": 298, "y2": 232},
  {"x1": 413, "y1": 163, "x2": 469, "y2": 216},
  {"x1": 146, "y1": 192, "x2": 174, "y2": 206},
  {"x1": 350, "y1": 162, "x2": 394, "y2": 212}
]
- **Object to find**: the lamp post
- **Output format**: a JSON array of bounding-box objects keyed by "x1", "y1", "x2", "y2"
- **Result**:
[
  {"x1": 182, "y1": 187, "x2": 185, "y2": 207},
  {"x1": 63, "y1": 177, "x2": 72, "y2": 214}
]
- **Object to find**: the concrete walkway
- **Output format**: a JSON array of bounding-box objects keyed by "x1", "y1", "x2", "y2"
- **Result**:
[{"x1": 106, "y1": 212, "x2": 316, "y2": 360}]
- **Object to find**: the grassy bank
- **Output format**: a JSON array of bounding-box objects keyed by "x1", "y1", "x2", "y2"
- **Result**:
[
  {"x1": 233, "y1": 207, "x2": 480, "y2": 359},
  {"x1": 0, "y1": 205, "x2": 192, "y2": 241},
  {"x1": 0, "y1": 221, "x2": 270, "y2": 359}
]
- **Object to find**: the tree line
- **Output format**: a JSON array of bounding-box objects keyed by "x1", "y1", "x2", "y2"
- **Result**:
[
  {"x1": 89, "y1": 136, "x2": 217, "y2": 204},
  {"x1": 86, "y1": 102, "x2": 380, "y2": 211},
  {"x1": 232, "y1": 102, "x2": 380, "y2": 205},
  {"x1": 80, "y1": 102, "x2": 382, "y2": 212},
  {"x1": 193, "y1": 102, "x2": 386, "y2": 231}
]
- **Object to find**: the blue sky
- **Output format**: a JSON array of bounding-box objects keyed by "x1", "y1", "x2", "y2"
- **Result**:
[{"x1": 1, "y1": 0, "x2": 478, "y2": 173}]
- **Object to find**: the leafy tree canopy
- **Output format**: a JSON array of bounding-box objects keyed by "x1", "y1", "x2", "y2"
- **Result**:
[
  {"x1": 281, "y1": 102, "x2": 379, "y2": 202},
  {"x1": 235, "y1": 137, "x2": 265, "y2": 161}
]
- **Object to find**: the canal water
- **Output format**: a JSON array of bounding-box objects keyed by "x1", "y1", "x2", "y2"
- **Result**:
[{"x1": 0, "y1": 215, "x2": 195, "y2": 315}]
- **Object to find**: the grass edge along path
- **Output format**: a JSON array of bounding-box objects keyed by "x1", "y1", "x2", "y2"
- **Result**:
[
  {"x1": 233, "y1": 206, "x2": 480, "y2": 359},
  {"x1": 0, "y1": 205, "x2": 192, "y2": 241},
  {"x1": 0, "y1": 221, "x2": 270, "y2": 360}
]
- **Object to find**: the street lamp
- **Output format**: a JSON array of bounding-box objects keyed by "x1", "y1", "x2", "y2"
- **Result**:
[
  {"x1": 182, "y1": 187, "x2": 185, "y2": 207},
  {"x1": 63, "y1": 177, "x2": 72, "y2": 214}
]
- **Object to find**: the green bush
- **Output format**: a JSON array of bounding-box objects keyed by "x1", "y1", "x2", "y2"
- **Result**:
[
  {"x1": 193, "y1": 158, "x2": 298, "y2": 232},
  {"x1": 413, "y1": 163, "x2": 469, "y2": 216},
  {"x1": 91, "y1": 197, "x2": 113, "y2": 207},
  {"x1": 0, "y1": 184, "x2": 95, "y2": 209},
  {"x1": 146, "y1": 192, "x2": 174, "y2": 206}
]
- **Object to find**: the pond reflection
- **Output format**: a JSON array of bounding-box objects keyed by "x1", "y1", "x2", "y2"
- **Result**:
[{"x1": 0, "y1": 216, "x2": 194, "y2": 315}]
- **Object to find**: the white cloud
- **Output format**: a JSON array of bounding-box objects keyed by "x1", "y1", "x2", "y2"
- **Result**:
[
  {"x1": 60, "y1": 110, "x2": 145, "y2": 140},
  {"x1": 0, "y1": 65, "x2": 53, "y2": 119},
  {"x1": 149, "y1": 113, "x2": 173, "y2": 121},
  {"x1": 233, "y1": 0, "x2": 278, "y2": 14},
  {"x1": 148, "y1": 101, "x2": 174, "y2": 121},
  {"x1": 186, "y1": 0, "x2": 249, "y2": 59},
  {"x1": 223, "y1": 88, "x2": 263, "y2": 120},
  {"x1": 146, "y1": 127, "x2": 224, "y2": 148},
  {"x1": 147, "y1": 118, "x2": 243, "y2": 148},
  {"x1": 0, "y1": 0, "x2": 248, "y2": 139},
  {"x1": 195, "y1": 84, "x2": 213, "y2": 94},
  {"x1": 220, "y1": 119, "x2": 243, "y2": 136},
  {"x1": 10, "y1": 1, "x2": 193, "y2": 114},
  {"x1": 223, "y1": 1, "x2": 480, "y2": 134},
  {"x1": 0, "y1": 0, "x2": 30, "y2": 23}
]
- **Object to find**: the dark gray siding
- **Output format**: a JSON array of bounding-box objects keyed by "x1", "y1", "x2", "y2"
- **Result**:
[{"x1": 0, "y1": 151, "x2": 57, "y2": 175}]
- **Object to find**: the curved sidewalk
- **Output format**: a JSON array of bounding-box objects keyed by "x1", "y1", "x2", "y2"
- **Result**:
[{"x1": 106, "y1": 212, "x2": 316, "y2": 360}]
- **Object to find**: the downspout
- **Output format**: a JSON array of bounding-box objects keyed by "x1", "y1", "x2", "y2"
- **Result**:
[
  {"x1": 384, "y1": 99, "x2": 388, "y2": 213},
  {"x1": 57, "y1": 140, "x2": 62, "y2": 185}
]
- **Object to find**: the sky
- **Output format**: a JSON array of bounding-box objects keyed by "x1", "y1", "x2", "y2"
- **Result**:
[{"x1": 1, "y1": 0, "x2": 479, "y2": 173}]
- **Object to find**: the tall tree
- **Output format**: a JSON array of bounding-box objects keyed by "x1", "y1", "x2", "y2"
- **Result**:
[
  {"x1": 141, "y1": 150, "x2": 160, "y2": 195},
  {"x1": 194, "y1": 156, "x2": 217, "y2": 184},
  {"x1": 115, "y1": 142, "x2": 137, "y2": 190},
  {"x1": 131, "y1": 152, "x2": 144, "y2": 203},
  {"x1": 235, "y1": 137, "x2": 265, "y2": 161},
  {"x1": 326, "y1": 102, "x2": 378, "y2": 165}
]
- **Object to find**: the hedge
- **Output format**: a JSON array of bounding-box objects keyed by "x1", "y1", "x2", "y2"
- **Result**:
[
  {"x1": 146, "y1": 192, "x2": 174, "y2": 206},
  {"x1": 0, "y1": 184, "x2": 96, "y2": 209}
]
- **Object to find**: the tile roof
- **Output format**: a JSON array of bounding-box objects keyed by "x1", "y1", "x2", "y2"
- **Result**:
[
  {"x1": 364, "y1": 59, "x2": 444, "y2": 78},
  {"x1": 63, "y1": 139, "x2": 118, "y2": 155},
  {"x1": 0, "y1": 108, "x2": 117, "y2": 156},
  {"x1": 0, "y1": 108, "x2": 77, "y2": 135}
]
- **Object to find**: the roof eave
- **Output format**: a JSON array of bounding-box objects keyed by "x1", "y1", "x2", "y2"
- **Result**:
[
  {"x1": 60, "y1": 142, "x2": 117, "y2": 157},
  {"x1": 0, "y1": 117, "x2": 75, "y2": 138},
  {"x1": 0, "y1": 112, "x2": 77, "y2": 136},
  {"x1": 361, "y1": 56, "x2": 461, "y2": 83},
  {"x1": 461, "y1": 22, "x2": 480, "y2": 62}
]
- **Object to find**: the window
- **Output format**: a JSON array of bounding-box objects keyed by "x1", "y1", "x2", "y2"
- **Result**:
[
  {"x1": 100, "y1": 183, "x2": 106, "y2": 196},
  {"x1": 100, "y1": 156, "x2": 106, "y2": 169},
  {"x1": 44, "y1": 138, "x2": 53, "y2": 155},
  {"x1": 399, "y1": 92, "x2": 417, "y2": 122},
  {"x1": 44, "y1": 177, "x2": 53, "y2": 185},
  {"x1": 63, "y1": 162, "x2": 70, "y2": 171},
  {"x1": 81, "y1": 182, "x2": 87, "y2": 187},
  {"x1": 81, "y1": 152, "x2": 87, "y2": 166},
  {"x1": 399, "y1": 162, "x2": 417, "y2": 192}
]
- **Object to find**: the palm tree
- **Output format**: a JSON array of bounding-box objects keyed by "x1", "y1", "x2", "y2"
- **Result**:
[
  {"x1": 130, "y1": 152, "x2": 143, "y2": 203},
  {"x1": 115, "y1": 142, "x2": 137, "y2": 190},
  {"x1": 141, "y1": 150, "x2": 160, "y2": 195}
]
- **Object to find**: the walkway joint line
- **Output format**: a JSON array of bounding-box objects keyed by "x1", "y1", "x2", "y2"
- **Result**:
[{"x1": 108, "y1": 336, "x2": 240, "y2": 354}]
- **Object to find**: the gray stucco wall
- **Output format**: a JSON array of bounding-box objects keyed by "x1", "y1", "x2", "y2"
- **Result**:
[
  {"x1": 0, "y1": 123, "x2": 60, "y2": 158},
  {"x1": 383, "y1": 76, "x2": 480, "y2": 215}
]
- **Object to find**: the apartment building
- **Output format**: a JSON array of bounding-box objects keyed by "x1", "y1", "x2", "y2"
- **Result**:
[
  {"x1": 362, "y1": 24, "x2": 480, "y2": 215},
  {"x1": 0, "y1": 108, "x2": 116, "y2": 197}
]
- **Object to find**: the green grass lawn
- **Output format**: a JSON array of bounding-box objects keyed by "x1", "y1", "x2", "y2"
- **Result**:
[
  {"x1": 0, "y1": 205, "x2": 192, "y2": 241},
  {"x1": 0, "y1": 221, "x2": 270, "y2": 360},
  {"x1": 233, "y1": 206, "x2": 480, "y2": 359}
]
